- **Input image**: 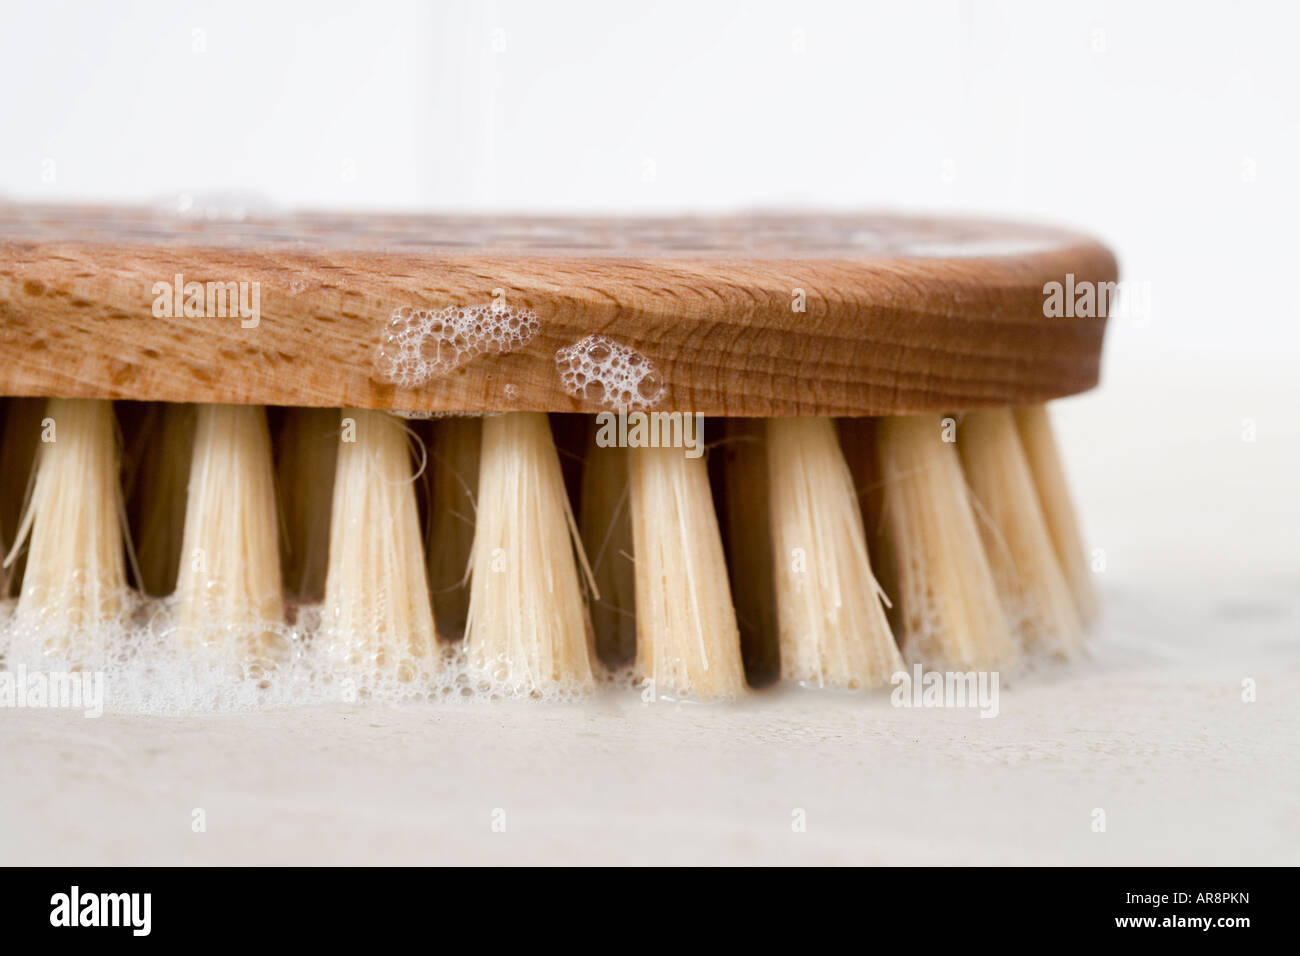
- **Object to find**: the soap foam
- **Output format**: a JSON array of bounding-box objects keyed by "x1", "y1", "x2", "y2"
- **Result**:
[
  {"x1": 0, "y1": 590, "x2": 636, "y2": 713},
  {"x1": 555, "y1": 335, "x2": 664, "y2": 409},
  {"x1": 375, "y1": 303, "x2": 539, "y2": 387}
]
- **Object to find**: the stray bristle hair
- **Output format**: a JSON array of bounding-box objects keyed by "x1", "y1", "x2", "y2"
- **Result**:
[
  {"x1": 579, "y1": 436, "x2": 636, "y2": 667},
  {"x1": 719, "y1": 419, "x2": 779, "y2": 686},
  {"x1": 629, "y1": 444, "x2": 746, "y2": 699},
  {"x1": 4, "y1": 398, "x2": 127, "y2": 649},
  {"x1": 873, "y1": 415, "x2": 1016, "y2": 671},
  {"x1": 766, "y1": 417, "x2": 902, "y2": 689},
  {"x1": 173, "y1": 404, "x2": 284, "y2": 659},
  {"x1": 958, "y1": 409, "x2": 1084, "y2": 657},
  {"x1": 1013, "y1": 405, "x2": 1099, "y2": 625},
  {"x1": 425, "y1": 416, "x2": 480, "y2": 641},
  {"x1": 133, "y1": 403, "x2": 195, "y2": 596},
  {"x1": 0, "y1": 397, "x2": 44, "y2": 596},
  {"x1": 276, "y1": 407, "x2": 338, "y2": 601},
  {"x1": 464, "y1": 412, "x2": 595, "y2": 692},
  {"x1": 321, "y1": 409, "x2": 437, "y2": 677}
]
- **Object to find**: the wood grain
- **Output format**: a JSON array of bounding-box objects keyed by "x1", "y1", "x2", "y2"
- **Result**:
[{"x1": 0, "y1": 204, "x2": 1117, "y2": 416}]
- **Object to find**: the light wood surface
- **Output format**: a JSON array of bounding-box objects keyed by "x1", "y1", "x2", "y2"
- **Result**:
[{"x1": 0, "y1": 204, "x2": 1116, "y2": 415}]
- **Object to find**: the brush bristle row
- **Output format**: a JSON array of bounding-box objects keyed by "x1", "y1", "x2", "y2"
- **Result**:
[{"x1": 0, "y1": 395, "x2": 1097, "y2": 702}]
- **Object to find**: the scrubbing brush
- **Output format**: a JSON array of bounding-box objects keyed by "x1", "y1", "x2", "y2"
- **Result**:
[{"x1": 0, "y1": 205, "x2": 1113, "y2": 704}]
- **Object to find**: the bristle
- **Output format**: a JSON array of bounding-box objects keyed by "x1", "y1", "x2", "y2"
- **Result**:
[
  {"x1": 579, "y1": 436, "x2": 636, "y2": 667},
  {"x1": 836, "y1": 418, "x2": 898, "y2": 630},
  {"x1": 874, "y1": 415, "x2": 1017, "y2": 671},
  {"x1": 132, "y1": 403, "x2": 195, "y2": 596},
  {"x1": 173, "y1": 404, "x2": 284, "y2": 662},
  {"x1": 1013, "y1": 405, "x2": 1100, "y2": 625},
  {"x1": 426, "y1": 416, "x2": 480, "y2": 641},
  {"x1": 0, "y1": 397, "x2": 45, "y2": 596},
  {"x1": 276, "y1": 407, "x2": 338, "y2": 602},
  {"x1": 958, "y1": 409, "x2": 1084, "y2": 656},
  {"x1": 720, "y1": 419, "x2": 779, "y2": 686},
  {"x1": 4, "y1": 398, "x2": 127, "y2": 652},
  {"x1": 766, "y1": 417, "x2": 902, "y2": 689},
  {"x1": 629, "y1": 443, "x2": 746, "y2": 699},
  {"x1": 464, "y1": 412, "x2": 595, "y2": 693},
  {"x1": 320, "y1": 409, "x2": 437, "y2": 678}
]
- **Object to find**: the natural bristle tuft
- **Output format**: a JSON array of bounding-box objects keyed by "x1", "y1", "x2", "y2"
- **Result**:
[
  {"x1": 465, "y1": 412, "x2": 595, "y2": 694},
  {"x1": 958, "y1": 409, "x2": 1084, "y2": 657},
  {"x1": 765, "y1": 418, "x2": 903, "y2": 689},
  {"x1": 173, "y1": 404, "x2": 284, "y2": 664},
  {"x1": 321, "y1": 408, "x2": 438, "y2": 679},
  {"x1": 5, "y1": 398, "x2": 127, "y2": 652},
  {"x1": 629, "y1": 444, "x2": 746, "y2": 700},
  {"x1": 873, "y1": 415, "x2": 1017, "y2": 671},
  {"x1": 1013, "y1": 405, "x2": 1100, "y2": 625}
]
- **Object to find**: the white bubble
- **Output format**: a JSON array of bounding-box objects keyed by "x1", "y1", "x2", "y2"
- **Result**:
[
  {"x1": 555, "y1": 334, "x2": 664, "y2": 409},
  {"x1": 375, "y1": 303, "x2": 539, "y2": 387}
]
